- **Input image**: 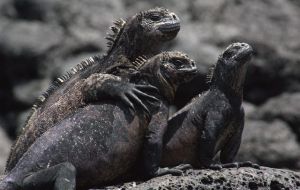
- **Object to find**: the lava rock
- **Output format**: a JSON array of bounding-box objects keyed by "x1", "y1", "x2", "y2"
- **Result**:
[
  {"x1": 256, "y1": 93, "x2": 300, "y2": 140},
  {"x1": 101, "y1": 167, "x2": 300, "y2": 190},
  {"x1": 237, "y1": 119, "x2": 300, "y2": 169},
  {"x1": 13, "y1": 79, "x2": 51, "y2": 106},
  {"x1": 0, "y1": 20, "x2": 63, "y2": 59}
]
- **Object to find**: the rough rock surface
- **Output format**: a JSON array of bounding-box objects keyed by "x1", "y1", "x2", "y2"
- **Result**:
[
  {"x1": 237, "y1": 119, "x2": 300, "y2": 170},
  {"x1": 101, "y1": 167, "x2": 300, "y2": 190},
  {"x1": 256, "y1": 93, "x2": 300, "y2": 139}
]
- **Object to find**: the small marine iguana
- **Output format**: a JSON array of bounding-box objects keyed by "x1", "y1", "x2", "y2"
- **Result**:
[
  {"x1": 143, "y1": 43, "x2": 258, "y2": 174},
  {"x1": 6, "y1": 7, "x2": 181, "y2": 172},
  {"x1": 0, "y1": 51, "x2": 197, "y2": 190}
]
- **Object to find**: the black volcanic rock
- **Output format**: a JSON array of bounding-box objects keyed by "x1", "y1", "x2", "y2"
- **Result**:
[
  {"x1": 237, "y1": 119, "x2": 300, "y2": 169},
  {"x1": 100, "y1": 167, "x2": 300, "y2": 190},
  {"x1": 256, "y1": 93, "x2": 300, "y2": 140}
]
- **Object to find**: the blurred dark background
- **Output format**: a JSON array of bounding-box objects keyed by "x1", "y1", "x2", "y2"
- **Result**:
[{"x1": 0, "y1": 0, "x2": 300, "y2": 174}]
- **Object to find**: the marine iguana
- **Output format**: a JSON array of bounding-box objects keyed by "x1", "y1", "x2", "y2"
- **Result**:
[
  {"x1": 6, "y1": 7, "x2": 181, "y2": 172},
  {"x1": 143, "y1": 43, "x2": 258, "y2": 175},
  {"x1": 0, "y1": 51, "x2": 197, "y2": 190}
]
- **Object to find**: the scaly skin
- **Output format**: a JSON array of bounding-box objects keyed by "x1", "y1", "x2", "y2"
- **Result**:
[
  {"x1": 6, "y1": 7, "x2": 181, "y2": 172},
  {"x1": 158, "y1": 43, "x2": 254, "y2": 169},
  {"x1": 0, "y1": 51, "x2": 197, "y2": 190}
]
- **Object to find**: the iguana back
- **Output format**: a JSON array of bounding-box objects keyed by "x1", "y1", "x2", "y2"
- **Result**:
[{"x1": 0, "y1": 51, "x2": 198, "y2": 190}]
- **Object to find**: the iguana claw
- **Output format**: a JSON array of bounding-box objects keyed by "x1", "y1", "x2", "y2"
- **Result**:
[
  {"x1": 150, "y1": 164, "x2": 192, "y2": 177},
  {"x1": 152, "y1": 167, "x2": 183, "y2": 177}
]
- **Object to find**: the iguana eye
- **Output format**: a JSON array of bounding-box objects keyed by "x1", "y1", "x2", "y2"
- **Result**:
[
  {"x1": 172, "y1": 59, "x2": 184, "y2": 68},
  {"x1": 149, "y1": 14, "x2": 161, "y2": 21}
]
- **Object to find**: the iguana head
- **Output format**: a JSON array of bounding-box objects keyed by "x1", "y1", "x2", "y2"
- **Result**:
[
  {"x1": 137, "y1": 51, "x2": 198, "y2": 102},
  {"x1": 106, "y1": 7, "x2": 180, "y2": 60},
  {"x1": 136, "y1": 7, "x2": 180, "y2": 42},
  {"x1": 209, "y1": 42, "x2": 253, "y2": 95}
]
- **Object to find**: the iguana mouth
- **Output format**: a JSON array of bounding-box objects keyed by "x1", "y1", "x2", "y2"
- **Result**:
[
  {"x1": 158, "y1": 22, "x2": 180, "y2": 34},
  {"x1": 178, "y1": 66, "x2": 198, "y2": 73},
  {"x1": 235, "y1": 47, "x2": 253, "y2": 64},
  {"x1": 232, "y1": 43, "x2": 253, "y2": 63},
  {"x1": 178, "y1": 67, "x2": 198, "y2": 83}
]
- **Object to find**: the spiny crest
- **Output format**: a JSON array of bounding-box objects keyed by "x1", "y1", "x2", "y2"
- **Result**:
[
  {"x1": 106, "y1": 56, "x2": 148, "y2": 77},
  {"x1": 206, "y1": 64, "x2": 216, "y2": 84},
  {"x1": 32, "y1": 56, "x2": 101, "y2": 110},
  {"x1": 105, "y1": 18, "x2": 126, "y2": 52},
  {"x1": 132, "y1": 55, "x2": 147, "y2": 69},
  {"x1": 161, "y1": 52, "x2": 170, "y2": 62}
]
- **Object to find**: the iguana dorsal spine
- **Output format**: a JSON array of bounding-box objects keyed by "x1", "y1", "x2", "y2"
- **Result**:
[
  {"x1": 32, "y1": 55, "x2": 101, "y2": 110},
  {"x1": 106, "y1": 18, "x2": 126, "y2": 53},
  {"x1": 32, "y1": 18, "x2": 127, "y2": 111},
  {"x1": 206, "y1": 64, "x2": 216, "y2": 84}
]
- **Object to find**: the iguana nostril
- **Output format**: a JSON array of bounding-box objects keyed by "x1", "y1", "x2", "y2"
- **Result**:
[
  {"x1": 191, "y1": 62, "x2": 195, "y2": 67},
  {"x1": 171, "y1": 13, "x2": 177, "y2": 20}
]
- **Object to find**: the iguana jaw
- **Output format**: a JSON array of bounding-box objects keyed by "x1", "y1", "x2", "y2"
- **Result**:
[{"x1": 157, "y1": 20, "x2": 180, "y2": 41}]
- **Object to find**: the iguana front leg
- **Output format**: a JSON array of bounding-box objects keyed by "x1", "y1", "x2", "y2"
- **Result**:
[
  {"x1": 196, "y1": 111, "x2": 223, "y2": 168},
  {"x1": 219, "y1": 109, "x2": 260, "y2": 169},
  {"x1": 200, "y1": 109, "x2": 259, "y2": 170},
  {"x1": 82, "y1": 73, "x2": 159, "y2": 114},
  {"x1": 143, "y1": 103, "x2": 191, "y2": 177},
  {"x1": 220, "y1": 109, "x2": 245, "y2": 164}
]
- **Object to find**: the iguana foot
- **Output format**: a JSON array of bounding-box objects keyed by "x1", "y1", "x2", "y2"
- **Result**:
[
  {"x1": 172, "y1": 164, "x2": 193, "y2": 171},
  {"x1": 208, "y1": 161, "x2": 260, "y2": 170},
  {"x1": 126, "y1": 84, "x2": 160, "y2": 115},
  {"x1": 84, "y1": 74, "x2": 160, "y2": 115},
  {"x1": 150, "y1": 164, "x2": 193, "y2": 177},
  {"x1": 224, "y1": 161, "x2": 260, "y2": 169},
  {"x1": 151, "y1": 167, "x2": 183, "y2": 177}
]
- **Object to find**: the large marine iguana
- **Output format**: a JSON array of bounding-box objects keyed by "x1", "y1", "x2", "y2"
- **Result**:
[
  {"x1": 0, "y1": 51, "x2": 197, "y2": 190},
  {"x1": 143, "y1": 43, "x2": 258, "y2": 175},
  {"x1": 6, "y1": 7, "x2": 181, "y2": 172}
]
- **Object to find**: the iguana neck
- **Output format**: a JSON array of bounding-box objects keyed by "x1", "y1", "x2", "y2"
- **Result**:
[
  {"x1": 137, "y1": 70, "x2": 175, "y2": 104},
  {"x1": 108, "y1": 43, "x2": 152, "y2": 63},
  {"x1": 209, "y1": 60, "x2": 248, "y2": 107},
  {"x1": 110, "y1": 35, "x2": 160, "y2": 62},
  {"x1": 153, "y1": 70, "x2": 176, "y2": 104},
  {"x1": 210, "y1": 78, "x2": 244, "y2": 107}
]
